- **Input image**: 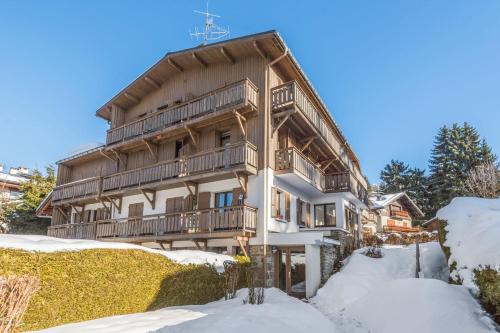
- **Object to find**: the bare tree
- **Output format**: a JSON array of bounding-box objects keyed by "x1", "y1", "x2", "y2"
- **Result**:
[{"x1": 464, "y1": 162, "x2": 499, "y2": 198}]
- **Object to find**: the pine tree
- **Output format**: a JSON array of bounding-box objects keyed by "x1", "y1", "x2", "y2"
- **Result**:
[
  {"x1": 379, "y1": 160, "x2": 410, "y2": 193},
  {"x1": 406, "y1": 167, "x2": 430, "y2": 216}
]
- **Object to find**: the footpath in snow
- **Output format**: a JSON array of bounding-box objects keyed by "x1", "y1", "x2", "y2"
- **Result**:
[{"x1": 311, "y1": 242, "x2": 496, "y2": 333}]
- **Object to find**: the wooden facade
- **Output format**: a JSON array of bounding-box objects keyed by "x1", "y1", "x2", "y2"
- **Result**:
[{"x1": 50, "y1": 31, "x2": 368, "y2": 244}]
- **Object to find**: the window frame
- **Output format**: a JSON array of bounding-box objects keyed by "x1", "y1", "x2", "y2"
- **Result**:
[
  {"x1": 314, "y1": 203, "x2": 336, "y2": 227},
  {"x1": 214, "y1": 191, "x2": 233, "y2": 208}
]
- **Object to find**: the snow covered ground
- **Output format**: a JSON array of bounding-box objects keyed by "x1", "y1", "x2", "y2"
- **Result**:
[
  {"x1": 30, "y1": 288, "x2": 336, "y2": 333},
  {"x1": 437, "y1": 197, "x2": 500, "y2": 289},
  {"x1": 0, "y1": 234, "x2": 234, "y2": 272},
  {"x1": 311, "y1": 243, "x2": 496, "y2": 333}
]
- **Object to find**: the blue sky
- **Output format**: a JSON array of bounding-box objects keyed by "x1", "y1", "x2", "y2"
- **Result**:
[{"x1": 1, "y1": 1, "x2": 499, "y2": 183}]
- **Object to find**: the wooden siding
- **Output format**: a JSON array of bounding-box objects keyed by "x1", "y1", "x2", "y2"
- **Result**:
[{"x1": 47, "y1": 205, "x2": 257, "y2": 241}]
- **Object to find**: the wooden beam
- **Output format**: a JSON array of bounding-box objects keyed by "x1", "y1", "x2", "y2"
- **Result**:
[
  {"x1": 193, "y1": 239, "x2": 207, "y2": 250},
  {"x1": 237, "y1": 239, "x2": 248, "y2": 257},
  {"x1": 253, "y1": 41, "x2": 267, "y2": 59},
  {"x1": 233, "y1": 171, "x2": 248, "y2": 193},
  {"x1": 142, "y1": 139, "x2": 158, "y2": 161},
  {"x1": 184, "y1": 126, "x2": 199, "y2": 147},
  {"x1": 56, "y1": 207, "x2": 68, "y2": 220},
  {"x1": 140, "y1": 189, "x2": 156, "y2": 209},
  {"x1": 158, "y1": 241, "x2": 172, "y2": 251},
  {"x1": 124, "y1": 92, "x2": 140, "y2": 104},
  {"x1": 321, "y1": 159, "x2": 335, "y2": 172},
  {"x1": 272, "y1": 109, "x2": 296, "y2": 119},
  {"x1": 106, "y1": 196, "x2": 122, "y2": 214},
  {"x1": 272, "y1": 110, "x2": 296, "y2": 137},
  {"x1": 144, "y1": 76, "x2": 161, "y2": 89},
  {"x1": 192, "y1": 52, "x2": 208, "y2": 68},
  {"x1": 182, "y1": 181, "x2": 197, "y2": 197},
  {"x1": 233, "y1": 111, "x2": 246, "y2": 137},
  {"x1": 220, "y1": 47, "x2": 235, "y2": 64},
  {"x1": 301, "y1": 137, "x2": 315, "y2": 152},
  {"x1": 167, "y1": 57, "x2": 184, "y2": 72},
  {"x1": 99, "y1": 149, "x2": 117, "y2": 162}
]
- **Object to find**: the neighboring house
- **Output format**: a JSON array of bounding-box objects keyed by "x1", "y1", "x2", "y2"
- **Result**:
[
  {"x1": 368, "y1": 192, "x2": 424, "y2": 233},
  {"x1": 47, "y1": 31, "x2": 368, "y2": 298},
  {"x1": 421, "y1": 217, "x2": 440, "y2": 233},
  {"x1": 0, "y1": 165, "x2": 30, "y2": 203}
]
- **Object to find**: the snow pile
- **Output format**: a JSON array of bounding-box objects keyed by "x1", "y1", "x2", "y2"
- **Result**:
[
  {"x1": 0, "y1": 235, "x2": 234, "y2": 272},
  {"x1": 31, "y1": 289, "x2": 336, "y2": 333},
  {"x1": 436, "y1": 197, "x2": 500, "y2": 288},
  {"x1": 312, "y1": 243, "x2": 496, "y2": 332}
]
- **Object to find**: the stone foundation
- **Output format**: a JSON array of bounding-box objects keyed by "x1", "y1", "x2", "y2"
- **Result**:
[{"x1": 248, "y1": 245, "x2": 275, "y2": 287}]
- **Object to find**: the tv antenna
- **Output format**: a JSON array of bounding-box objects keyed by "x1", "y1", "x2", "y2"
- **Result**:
[{"x1": 189, "y1": 1, "x2": 230, "y2": 45}]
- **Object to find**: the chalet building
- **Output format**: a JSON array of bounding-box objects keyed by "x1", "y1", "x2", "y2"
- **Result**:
[
  {"x1": 0, "y1": 165, "x2": 30, "y2": 203},
  {"x1": 47, "y1": 31, "x2": 368, "y2": 298},
  {"x1": 366, "y1": 192, "x2": 424, "y2": 234}
]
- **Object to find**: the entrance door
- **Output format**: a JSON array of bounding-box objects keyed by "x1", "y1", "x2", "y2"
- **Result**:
[{"x1": 274, "y1": 246, "x2": 306, "y2": 298}]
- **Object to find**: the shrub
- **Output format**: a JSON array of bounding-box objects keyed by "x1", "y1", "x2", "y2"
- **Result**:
[
  {"x1": 474, "y1": 267, "x2": 500, "y2": 325},
  {"x1": 0, "y1": 249, "x2": 224, "y2": 332},
  {"x1": 363, "y1": 246, "x2": 382, "y2": 258}
]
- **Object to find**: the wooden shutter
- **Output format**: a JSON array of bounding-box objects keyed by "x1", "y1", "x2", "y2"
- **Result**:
[
  {"x1": 296, "y1": 198, "x2": 302, "y2": 226},
  {"x1": 166, "y1": 197, "x2": 184, "y2": 214},
  {"x1": 198, "y1": 192, "x2": 211, "y2": 210},
  {"x1": 128, "y1": 203, "x2": 144, "y2": 218},
  {"x1": 72, "y1": 212, "x2": 81, "y2": 224},
  {"x1": 232, "y1": 187, "x2": 245, "y2": 206},
  {"x1": 83, "y1": 210, "x2": 91, "y2": 223},
  {"x1": 306, "y1": 203, "x2": 311, "y2": 228},
  {"x1": 271, "y1": 187, "x2": 278, "y2": 217},
  {"x1": 285, "y1": 192, "x2": 291, "y2": 222},
  {"x1": 183, "y1": 195, "x2": 194, "y2": 212}
]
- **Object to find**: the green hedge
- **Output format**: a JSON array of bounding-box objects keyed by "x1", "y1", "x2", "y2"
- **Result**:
[{"x1": 0, "y1": 249, "x2": 224, "y2": 332}]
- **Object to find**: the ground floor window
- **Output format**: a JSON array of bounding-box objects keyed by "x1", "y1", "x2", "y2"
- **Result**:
[
  {"x1": 314, "y1": 203, "x2": 336, "y2": 226},
  {"x1": 345, "y1": 207, "x2": 356, "y2": 232}
]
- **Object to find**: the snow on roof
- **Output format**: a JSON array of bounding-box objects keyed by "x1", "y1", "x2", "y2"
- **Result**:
[
  {"x1": 0, "y1": 171, "x2": 28, "y2": 185},
  {"x1": 369, "y1": 192, "x2": 424, "y2": 217},
  {"x1": 0, "y1": 235, "x2": 234, "y2": 272},
  {"x1": 437, "y1": 197, "x2": 500, "y2": 290}
]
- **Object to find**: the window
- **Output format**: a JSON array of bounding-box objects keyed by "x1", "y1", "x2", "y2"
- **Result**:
[
  {"x1": 215, "y1": 191, "x2": 233, "y2": 208},
  {"x1": 345, "y1": 207, "x2": 356, "y2": 232},
  {"x1": 314, "y1": 203, "x2": 336, "y2": 227},
  {"x1": 220, "y1": 131, "x2": 231, "y2": 147}
]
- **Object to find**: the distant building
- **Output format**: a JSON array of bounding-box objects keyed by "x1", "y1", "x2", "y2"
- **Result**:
[
  {"x1": 366, "y1": 192, "x2": 424, "y2": 234},
  {"x1": 0, "y1": 165, "x2": 30, "y2": 203}
]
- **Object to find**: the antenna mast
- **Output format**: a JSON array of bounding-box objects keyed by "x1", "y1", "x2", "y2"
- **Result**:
[{"x1": 190, "y1": 1, "x2": 230, "y2": 45}]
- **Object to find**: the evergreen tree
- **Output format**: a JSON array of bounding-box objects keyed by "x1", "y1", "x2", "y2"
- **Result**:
[
  {"x1": 379, "y1": 160, "x2": 410, "y2": 193},
  {"x1": 405, "y1": 167, "x2": 430, "y2": 217}
]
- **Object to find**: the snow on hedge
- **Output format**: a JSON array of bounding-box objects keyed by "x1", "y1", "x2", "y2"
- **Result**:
[
  {"x1": 312, "y1": 243, "x2": 495, "y2": 332},
  {"x1": 436, "y1": 197, "x2": 500, "y2": 289},
  {"x1": 0, "y1": 234, "x2": 234, "y2": 272},
  {"x1": 31, "y1": 288, "x2": 336, "y2": 333}
]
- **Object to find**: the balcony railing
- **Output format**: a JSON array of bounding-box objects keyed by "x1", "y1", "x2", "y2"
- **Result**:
[
  {"x1": 275, "y1": 148, "x2": 368, "y2": 205},
  {"x1": 52, "y1": 177, "x2": 101, "y2": 204},
  {"x1": 47, "y1": 205, "x2": 257, "y2": 240},
  {"x1": 391, "y1": 210, "x2": 410, "y2": 218},
  {"x1": 102, "y1": 141, "x2": 257, "y2": 193},
  {"x1": 106, "y1": 79, "x2": 259, "y2": 146},
  {"x1": 383, "y1": 225, "x2": 420, "y2": 233},
  {"x1": 275, "y1": 147, "x2": 324, "y2": 191},
  {"x1": 271, "y1": 81, "x2": 368, "y2": 191}
]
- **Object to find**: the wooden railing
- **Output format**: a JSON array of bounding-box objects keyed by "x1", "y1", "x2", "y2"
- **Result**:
[
  {"x1": 275, "y1": 147, "x2": 324, "y2": 190},
  {"x1": 47, "y1": 205, "x2": 257, "y2": 240},
  {"x1": 106, "y1": 79, "x2": 259, "y2": 145},
  {"x1": 391, "y1": 210, "x2": 410, "y2": 218},
  {"x1": 47, "y1": 222, "x2": 97, "y2": 239},
  {"x1": 325, "y1": 172, "x2": 369, "y2": 205},
  {"x1": 102, "y1": 141, "x2": 257, "y2": 193},
  {"x1": 383, "y1": 225, "x2": 420, "y2": 233},
  {"x1": 271, "y1": 81, "x2": 368, "y2": 191},
  {"x1": 275, "y1": 148, "x2": 368, "y2": 204},
  {"x1": 52, "y1": 177, "x2": 101, "y2": 204}
]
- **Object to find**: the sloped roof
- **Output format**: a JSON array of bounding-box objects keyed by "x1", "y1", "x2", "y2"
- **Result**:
[{"x1": 369, "y1": 192, "x2": 425, "y2": 218}]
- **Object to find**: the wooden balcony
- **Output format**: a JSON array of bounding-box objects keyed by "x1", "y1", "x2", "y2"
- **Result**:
[
  {"x1": 52, "y1": 177, "x2": 101, "y2": 205},
  {"x1": 383, "y1": 225, "x2": 420, "y2": 233},
  {"x1": 271, "y1": 81, "x2": 368, "y2": 192},
  {"x1": 275, "y1": 148, "x2": 368, "y2": 205},
  {"x1": 47, "y1": 205, "x2": 257, "y2": 242},
  {"x1": 106, "y1": 79, "x2": 259, "y2": 147},
  {"x1": 275, "y1": 147, "x2": 324, "y2": 191},
  {"x1": 102, "y1": 141, "x2": 257, "y2": 195},
  {"x1": 391, "y1": 210, "x2": 410, "y2": 218}
]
